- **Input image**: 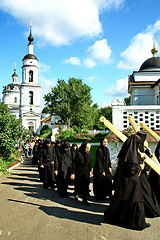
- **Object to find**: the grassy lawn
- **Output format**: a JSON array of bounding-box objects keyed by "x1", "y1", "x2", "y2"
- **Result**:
[{"x1": 90, "y1": 145, "x2": 98, "y2": 168}]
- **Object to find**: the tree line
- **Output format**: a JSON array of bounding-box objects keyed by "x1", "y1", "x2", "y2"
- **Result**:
[{"x1": 43, "y1": 78, "x2": 114, "y2": 130}]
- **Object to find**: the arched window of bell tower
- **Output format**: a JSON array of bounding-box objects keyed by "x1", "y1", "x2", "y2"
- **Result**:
[
  {"x1": 14, "y1": 97, "x2": 17, "y2": 103},
  {"x1": 29, "y1": 70, "x2": 33, "y2": 82},
  {"x1": 29, "y1": 91, "x2": 33, "y2": 105}
]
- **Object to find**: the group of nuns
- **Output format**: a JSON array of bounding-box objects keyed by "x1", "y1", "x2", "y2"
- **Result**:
[
  {"x1": 33, "y1": 138, "x2": 112, "y2": 206},
  {"x1": 33, "y1": 132, "x2": 160, "y2": 230},
  {"x1": 104, "y1": 131, "x2": 160, "y2": 231}
]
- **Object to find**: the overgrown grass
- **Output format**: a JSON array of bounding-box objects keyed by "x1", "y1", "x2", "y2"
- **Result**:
[
  {"x1": 0, "y1": 157, "x2": 14, "y2": 174},
  {"x1": 0, "y1": 150, "x2": 22, "y2": 174}
]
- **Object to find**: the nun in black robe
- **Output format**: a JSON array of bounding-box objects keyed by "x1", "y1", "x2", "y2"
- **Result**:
[
  {"x1": 93, "y1": 137, "x2": 112, "y2": 200},
  {"x1": 73, "y1": 142, "x2": 92, "y2": 205},
  {"x1": 37, "y1": 140, "x2": 44, "y2": 182},
  {"x1": 70, "y1": 144, "x2": 78, "y2": 185},
  {"x1": 32, "y1": 140, "x2": 39, "y2": 165},
  {"x1": 104, "y1": 134, "x2": 149, "y2": 230},
  {"x1": 149, "y1": 141, "x2": 160, "y2": 206},
  {"x1": 39, "y1": 139, "x2": 55, "y2": 189},
  {"x1": 136, "y1": 131, "x2": 160, "y2": 218},
  {"x1": 71, "y1": 143, "x2": 78, "y2": 162},
  {"x1": 56, "y1": 142, "x2": 72, "y2": 197}
]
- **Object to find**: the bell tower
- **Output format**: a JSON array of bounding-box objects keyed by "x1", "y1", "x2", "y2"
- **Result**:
[{"x1": 19, "y1": 25, "x2": 41, "y2": 134}]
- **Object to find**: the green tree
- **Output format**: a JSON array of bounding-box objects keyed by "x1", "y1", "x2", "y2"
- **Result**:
[
  {"x1": 94, "y1": 106, "x2": 112, "y2": 130},
  {"x1": 44, "y1": 78, "x2": 98, "y2": 128},
  {"x1": 0, "y1": 102, "x2": 26, "y2": 158},
  {"x1": 124, "y1": 96, "x2": 131, "y2": 106}
]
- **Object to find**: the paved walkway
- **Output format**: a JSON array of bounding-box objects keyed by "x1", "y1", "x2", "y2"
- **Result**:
[{"x1": 0, "y1": 158, "x2": 160, "y2": 240}]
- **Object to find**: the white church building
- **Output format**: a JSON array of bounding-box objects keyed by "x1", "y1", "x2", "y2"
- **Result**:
[
  {"x1": 2, "y1": 26, "x2": 41, "y2": 134},
  {"x1": 112, "y1": 45, "x2": 160, "y2": 132}
]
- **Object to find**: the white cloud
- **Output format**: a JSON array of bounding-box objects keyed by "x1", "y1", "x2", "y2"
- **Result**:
[
  {"x1": 86, "y1": 75, "x2": 97, "y2": 82},
  {"x1": 63, "y1": 57, "x2": 81, "y2": 65},
  {"x1": 62, "y1": 39, "x2": 112, "y2": 68},
  {"x1": 83, "y1": 39, "x2": 112, "y2": 68},
  {"x1": 87, "y1": 39, "x2": 112, "y2": 62},
  {"x1": 117, "y1": 20, "x2": 160, "y2": 70},
  {"x1": 83, "y1": 58, "x2": 97, "y2": 68},
  {"x1": 93, "y1": 0, "x2": 125, "y2": 11},
  {"x1": 0, "y1": 0, "x2": 124, "y2": 46},
  {"x1": 39, "y1": 62, "x2": 51, "y2": 73},
  {"x1": 105, "y1": 77, "x2": 128, "y2": 97},
  {"x1": 39, "y1": 75, "x2": 57, "y2": 108}
]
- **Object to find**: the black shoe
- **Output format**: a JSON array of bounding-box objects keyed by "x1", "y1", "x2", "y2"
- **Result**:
[{"x1": 146, "y1": 223, "x2": 151, "y2": 228}]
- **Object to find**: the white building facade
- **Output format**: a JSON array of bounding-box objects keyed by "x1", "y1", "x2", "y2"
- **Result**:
[
  {"x1": 2, "y1": 27, "x2": 41, "y2": 134},
  {"x1": 112, "y1": 47, "x2": 160, "y2": 132}
]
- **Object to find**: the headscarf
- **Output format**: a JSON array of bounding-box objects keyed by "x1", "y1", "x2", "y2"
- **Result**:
[
  {"x1": 62, "y1": 141, "x2": 70, "y2": 149},
  {"x1": 78, "y1": 142, "x2": 88, "y2": 155},
  {"x1": 136, "y1": 131, "x2": 147, "y2": 152},
  {"x1": 117, "y1": 134, "x2": 141, "y2": 164},
  {"x1": 98, "y1": 137, "x2": 109, "y2": 160}
]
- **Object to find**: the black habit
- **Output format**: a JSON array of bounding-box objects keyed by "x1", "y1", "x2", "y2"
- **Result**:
[
  {"x1": 40, "y1": 139, "x2": 55, "y2": 189},
  {"x1": 93, "y1": 138, "x2": 112, "y2": 199},
  {"x1": 149, "y1": 141, "x2": 160, "y2": 207},
  {"x1": 73, "y1": 142, "x2": 91, "y2": 202},
  {"x1": 104, "y1": 134, "x2": 147, "y2": 230},
  {"x1": 56, "y1": 142, "x2": 72, "y2": 197},
  {"x1": 136, "y1": 131, "x2": 160, "y2": 218}
]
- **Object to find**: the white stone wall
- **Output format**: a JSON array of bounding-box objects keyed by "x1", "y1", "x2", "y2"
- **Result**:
[
  {"x1": 112, "y1": 105, "x2": 160, "y2": 131},
  {"x1": 133, "y1": 71, "x2": 160, "y2": 82}
]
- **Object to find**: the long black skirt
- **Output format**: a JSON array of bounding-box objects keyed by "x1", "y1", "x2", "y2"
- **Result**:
[
  {"x1": 93, "y1": 174, "x2": 112, "y2": 199},
  {"x1": 43, "y1": 165, "x2": 55, "y2": 188},
  {"x1": 140, "y1": 173, "x2": 160, "y2": 217},
  {"x1": 149, "y1": 169, "x2": 160, "y2": 206},
  {"x1": 104, "y1": 197, "x2": 147, "y2": 230}
]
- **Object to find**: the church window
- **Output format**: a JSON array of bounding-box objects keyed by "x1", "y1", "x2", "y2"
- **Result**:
[
  {"x1": 14, "y1": 97, "x2": 17, "y2": 103},
  {"x1": 29, "y1": 70, "x2": 33, "y2": 82},
  {"x1": 29, "y1": 91, "x2": 33, "y2": 105},
  {"x1": 157, "y1": 95, "x2": 159, "y2": 105}
]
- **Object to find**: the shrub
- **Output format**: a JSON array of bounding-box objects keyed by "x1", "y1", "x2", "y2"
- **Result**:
[{"x1": 57, "y1": 128, "x2": 77, "y2": 140}]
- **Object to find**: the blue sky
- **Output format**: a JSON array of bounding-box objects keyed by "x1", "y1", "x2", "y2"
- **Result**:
[{"x1": 0, "y1": 0, "x2": 160, "y2": 109}]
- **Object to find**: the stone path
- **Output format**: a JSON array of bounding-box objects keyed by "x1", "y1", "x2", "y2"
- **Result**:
[{"x1": 0, "y1": 158, "x2": 160, "y2": 240}]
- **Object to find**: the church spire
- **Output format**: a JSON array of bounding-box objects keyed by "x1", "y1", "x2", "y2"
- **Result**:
[
  {"x1": 151, "y1": 37, "x2": 158, "y2": 57},
  {"x1": 12, "y1": 63, "x2": 18, "y2": 83},
  {"x1": 28, "y1": 22, "x2": 34, "y2": 54},
  {"x1": 28, "y1": 22, "x2": 34, "y2": 44}
]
